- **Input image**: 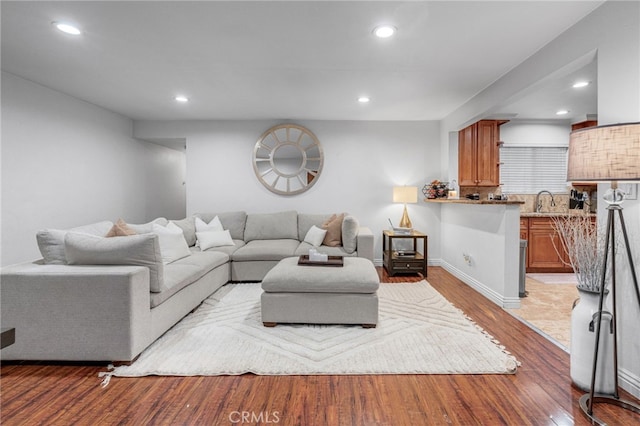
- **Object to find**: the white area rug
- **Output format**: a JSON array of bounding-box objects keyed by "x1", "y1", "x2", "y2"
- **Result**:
[{"x1": 102, "y1": 281, "x2": 518, "y2": 383}]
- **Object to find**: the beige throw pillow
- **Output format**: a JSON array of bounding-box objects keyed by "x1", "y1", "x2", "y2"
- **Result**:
[
  {"x1": 322, "y1": 213, "x2": 344, "y2": 247},
  {"x1": 106, "y1": 218, "x2": 137, "y2": 237}
]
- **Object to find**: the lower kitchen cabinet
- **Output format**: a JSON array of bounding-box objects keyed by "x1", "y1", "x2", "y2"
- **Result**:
[{"x1": 521, "y1": 216, "x2": 595, "y2": 273}]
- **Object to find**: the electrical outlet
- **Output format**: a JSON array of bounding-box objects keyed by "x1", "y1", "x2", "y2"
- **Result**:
[{"x1": 463, "y1": 253, "x2": 472, "y2": 265}]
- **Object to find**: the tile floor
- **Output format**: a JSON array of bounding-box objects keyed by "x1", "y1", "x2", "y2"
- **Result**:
[{"x1": 506, "y1": 274, "x2": 579, "y2": 350}]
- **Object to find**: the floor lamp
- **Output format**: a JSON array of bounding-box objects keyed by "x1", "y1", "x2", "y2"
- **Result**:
[{"x1": 568, "y1": 122, "x2": 640, "y2": 424}]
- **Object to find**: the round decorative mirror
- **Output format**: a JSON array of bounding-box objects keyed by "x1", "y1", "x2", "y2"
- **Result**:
[{"x1": 253, "y1": 124, "x2": 324, "y2": 195}]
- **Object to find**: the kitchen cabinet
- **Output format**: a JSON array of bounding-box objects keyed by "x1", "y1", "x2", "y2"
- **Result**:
[
  {"x1": 458, "y1": 120, "x2": 507, "y2": 187},
  {"x1": 519, "y1": 218, "x2": 528, "y2": 240},
  {"x1": 527, "y1": 217, "x2": 571, "y2": 272},
  {"x1": 521, "y1": 216, "x2": 596, "y2": 273}
]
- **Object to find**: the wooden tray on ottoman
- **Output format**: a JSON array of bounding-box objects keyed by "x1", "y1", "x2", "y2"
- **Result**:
[{"x1": 298, "y1": 255, "x2": 344, "y2": 267}]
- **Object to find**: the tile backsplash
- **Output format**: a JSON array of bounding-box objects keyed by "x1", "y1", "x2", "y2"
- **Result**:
[{"x1": 459, "y1": 187, "x2": 596, "y2": 213}]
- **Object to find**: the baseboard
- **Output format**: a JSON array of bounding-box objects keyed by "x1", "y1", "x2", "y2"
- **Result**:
[
  {"x1": 376, "y1": 257, "x2": 520, "y2": 308},
  {"x1": 620, "y1": 367, "x2": 640, "y2": 399},
  {"x1": 439, "y1": 260, "x2": 521, "y2": 309},
  {"x1": 372, "y1": 258, "x2": 441, "y2": 268}
]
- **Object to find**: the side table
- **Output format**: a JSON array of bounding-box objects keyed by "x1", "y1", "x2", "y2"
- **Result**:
[
  {"x1": 1, "y1": 327, "x2": 15, "y2": 349},
  {"x1": 382, "y1": 230, "x2": 428, "y2": 277}
]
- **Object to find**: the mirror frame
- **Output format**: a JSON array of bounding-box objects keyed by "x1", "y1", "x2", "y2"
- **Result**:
[{"x1": 253, "y1": 124, "x2": 324, "y2": 195}]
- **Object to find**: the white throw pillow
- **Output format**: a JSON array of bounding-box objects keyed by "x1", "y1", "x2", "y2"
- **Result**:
[
  {"x1": 152, "y1": 222, "x2": 192, "y2": 264},
  {"x1": 195, "y1": 216, "x2": 223, "y2": 233},
  {"x1": 304, "y1": 225, "x2": 327, "y2": 247},
  {"x1": 197, "y1": 230, "x2": 235, "y2": 250}
]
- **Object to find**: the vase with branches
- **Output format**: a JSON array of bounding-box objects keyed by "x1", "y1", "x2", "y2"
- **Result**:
[
  {"x1": 551, "y1": 215, "x2": 608, "y2": 292},
  {"x1": 551, "y1": 214, "x2": 616, "y2": 393}
]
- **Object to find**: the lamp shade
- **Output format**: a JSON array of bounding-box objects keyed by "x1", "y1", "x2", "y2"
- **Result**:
[
  {"x1": 567, "y1": 122, "x2": 640, "y2": 182},
  {"x1": 393, "y1": 186, "x2": 418, "y2": 203}
]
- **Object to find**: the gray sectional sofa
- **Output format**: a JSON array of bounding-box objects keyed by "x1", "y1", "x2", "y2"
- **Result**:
[{"x1": 0, "y1": 210, "x2": 374, "y2": 362}]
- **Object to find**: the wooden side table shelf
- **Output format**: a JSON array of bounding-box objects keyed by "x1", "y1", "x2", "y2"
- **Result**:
[
  {"x1": 382, "y1": 230, "x2": 428, "y2": 277},
  {"x1": 1, "y1": 328, "x2": 15, "y2": 349}
]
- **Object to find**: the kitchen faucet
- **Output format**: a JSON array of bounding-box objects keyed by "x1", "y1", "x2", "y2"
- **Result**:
[{"x1": 535, "y1": 190, "x2": 556, "y2": 213}]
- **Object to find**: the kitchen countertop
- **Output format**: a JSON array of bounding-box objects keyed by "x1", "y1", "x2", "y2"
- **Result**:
[
  {"x1": 521, "y1": 211, "x2": 596, "y2": 217},
  {"x1": 424, "y1": 198, "x2": 524, "y2": 205}
]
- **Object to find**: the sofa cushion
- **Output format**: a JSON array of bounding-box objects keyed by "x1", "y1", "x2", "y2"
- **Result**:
[
  {"x1": 127, "y1": 217, "x2": 168, "y2": 234},
  {"x1": 297, "y1": 213, "x2": 331, "y2": 241},
  {"x1": 244, "y1": 211, "x2": 298, "y2": 242},
  {"x1": 196, "y1": 211, "x2": 247, "y2": 241},
  {"x1": 64, "y1": 232, "x2": 166, "y2": 292},
  {"x1": 195, "y1": 239, "x2": 245, "y2": 256},
  {"x1": 36, "y1": 221, "x2": 114, "y2": 265},
  {"x1": 295, "y1": 241, "x2": 357, "y2": 258},
  {"x1": 151, "y1": 251, "x2": 229, "y2": 308},
  {"x1": 152, "y1": 223, "x2": 192, "y2": 264},
  {"x1": 105, "y1": 219, "x2": 137, "y2": 237},
  {"x1": 342, "y1": 215, "x2": 359, "y2": 254},
  {"x1": 197, "y1": 230, "x2": 235, "y2": 250},
  {"x1": 322, "y1": 213, "x2": 344, "y2": 246},
  {"x1": 232, "y1": 239, "x2": 299, "y2": 261},
  {"x1": 170, "y1": 217, "x2": 196, "y2": 246}
]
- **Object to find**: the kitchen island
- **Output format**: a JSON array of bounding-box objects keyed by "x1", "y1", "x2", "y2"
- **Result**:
[{"x1": 425, "y1": 198, "x2": 523, "y2": 309}]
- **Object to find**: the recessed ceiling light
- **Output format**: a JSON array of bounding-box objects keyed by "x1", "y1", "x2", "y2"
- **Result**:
[
  {"x1": 373, "y1": 25, "x2": 396, "y2": 38},
  {"x1": 358, "y1": 96, "x2": 370, "y2": 103},
  {"x1": 52, "y1": 21, "x2": 81, "y2": 35},
  {"x1": 175, "y1": 95, "x2": 189, "y2": 103},
  {"x1": 572, "y1": 81, "x2": 590, "y2": 88},
  {"x1": 556, "y1": 109, "x2": 569, "y2": 115}
]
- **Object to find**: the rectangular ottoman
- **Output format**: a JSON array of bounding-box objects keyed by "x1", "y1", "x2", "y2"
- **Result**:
[{"x1": 261, "y1": 256, "x2": 380, "y2": 328}]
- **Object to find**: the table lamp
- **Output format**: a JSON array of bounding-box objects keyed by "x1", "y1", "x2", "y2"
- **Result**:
[
  {"x1": 393, "y1": 186, "x2": 418, "y2": 229},
  {"x1": 567, "y1": 122, "x2": 640, "y2": 424}
]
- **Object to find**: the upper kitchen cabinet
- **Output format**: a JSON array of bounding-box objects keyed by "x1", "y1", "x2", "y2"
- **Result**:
[{"x1": 458, "y1": 120, "x2": 508, "y2": 187}]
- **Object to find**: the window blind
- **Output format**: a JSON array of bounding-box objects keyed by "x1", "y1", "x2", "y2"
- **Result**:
[{"x1": 500, "y1": 146, "x2": 568, "y2": 194}]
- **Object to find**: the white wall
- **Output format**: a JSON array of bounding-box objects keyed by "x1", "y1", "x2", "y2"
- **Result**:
[
  {"x1": 134, "y1": 119, "x2": 442, "y2": 265},
  {"x1": 440, "y1": 1, "x2": 640, "y2": 397},
  {"x1": 440, "y1": 203, "x2": 521, "y2": 308},
  {"x1": 500, "y1": 121, "x2": 571, "y2": 147},
  {"x1": 1, "y1": 72, "x2": 186, "y2": 266}
]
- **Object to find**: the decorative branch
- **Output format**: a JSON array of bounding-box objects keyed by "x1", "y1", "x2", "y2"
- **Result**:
[{"x1": 551, "y1": 215, "x2": 608, "y2": 292}]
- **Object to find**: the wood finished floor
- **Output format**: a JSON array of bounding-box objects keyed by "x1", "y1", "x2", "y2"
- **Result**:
[{"x1": 2, "y1": 266, "x2": 639, "y2": 425}]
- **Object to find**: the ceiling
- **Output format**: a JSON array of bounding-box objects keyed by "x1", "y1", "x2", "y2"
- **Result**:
[
  {"x1": 1, "y1": 1, "x2": 604, "y2": 122},
  {"x1": 491, "y1": 57, "x2": 597, "y2": 122}
]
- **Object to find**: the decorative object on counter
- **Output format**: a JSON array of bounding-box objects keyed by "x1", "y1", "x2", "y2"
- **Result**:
[
  {"x1": 393, "y1": 186, "x2": 418, "y2": 228},
  {"x1": 447, "y1": 180, "x2": 459, "y2": 199},
  {"x1": 493, "y1": 186, "x2": 507, "y2": 201},
  {"x1": 569, "y1": 189, "x2": 589, "y2": 210},
  {"x1": 567, "y1": 122, "x2": 640, "y2": 424},
  {"x1": 422, "y1": 180, "x2": 448, "y2": 199}
]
